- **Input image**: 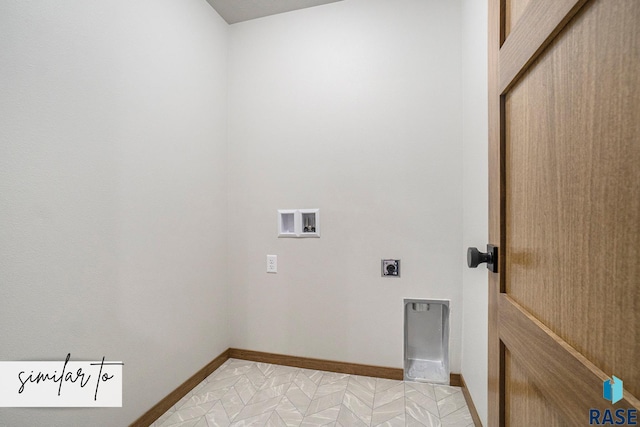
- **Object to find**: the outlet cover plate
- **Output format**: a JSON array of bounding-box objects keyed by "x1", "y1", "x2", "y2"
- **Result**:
[{"x1": 267, "y1": 255, "x2": 277, "y2": 273}]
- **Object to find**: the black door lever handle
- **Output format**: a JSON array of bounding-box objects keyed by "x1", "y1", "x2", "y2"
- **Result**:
[{"x1": 467, "y1": 244, "x2": 498, "y2": 273}]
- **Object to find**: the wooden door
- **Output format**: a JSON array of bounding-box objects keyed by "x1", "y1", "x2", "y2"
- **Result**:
[{"x1": 488, "y1": 0, "x2": 640, "y2": 425}]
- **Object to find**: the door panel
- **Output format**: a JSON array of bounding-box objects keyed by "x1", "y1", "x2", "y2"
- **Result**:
[
  {"x1": 499, "y1": 0, "x2": 589, "y2": 93},
  {"x1": 504, "y1": 0, "x2": 532, "y2": 38},
  {"x1": 489, "y1": 0, "x2": 640, "y2": 424},
  {"x1": 505, "y1": 0, "x2": 640, "y2": 398},
  {"x1": 505, "y1": 350, "x2": 565, "y2": 427}
]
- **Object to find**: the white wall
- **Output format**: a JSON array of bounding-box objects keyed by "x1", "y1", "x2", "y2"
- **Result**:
[
  {"x1": 0, "y1": 1, "x2": 229, "y2": 425},
  {"x1": 1, "y1": 1, "x2": 489, "y2": 424},
  {"x1": 461, "y1": 0, "x2": 489, "y2": 424},
  {"x1": 227, "y1": 0, "x2": 463, "y2": 371}
]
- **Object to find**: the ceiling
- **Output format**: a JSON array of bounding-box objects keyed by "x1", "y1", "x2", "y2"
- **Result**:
[{"x1": 205, "y1": 0, "x2": 344, "y2": 24}]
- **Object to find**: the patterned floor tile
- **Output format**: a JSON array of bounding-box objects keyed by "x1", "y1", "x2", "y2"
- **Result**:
[
  {"x1": 266, "y1": 411, "x2": 289, "y2": 427},
  {"x1": 180, "y1": 384, "x2": 231, "y2": 410},
  {"x1": 306, "y1": 390, "x2": 345, "y2": 416},
  {"x1": 256, "y1": 362, "x2": 276, "y2": 377},
  {"x1": 235, "y1": 376, "x2": 258, "y2": 404},
  {"x1": 374, "y1": 413, "x2": 405, "y2": 427},
  {"x1": 248, "y1": 382, "x2": 290, "y2": 405},
  {"x1": 266, "y1": 371, "x2": 298, "y2": 389},
  {"x1": 406, "y1": 412, "x2": 440, "y2": 427},
  {"x1": 300, "y1": 369, "x2": 323, "y2": 385},
  {"x1": 406, "y1": 381, "x2": 436, "y2": 401},
  {"x1": 244, "y1": 365, "x2": 269, "y2": 389},
  {"x1": 285, "y1": 383, "x2": 312, "y2": 414},
  {"x1": 161, "y1": 401, "x2": 217, "y2": 425},
  {"x1": 301, "y1": 404, "x2": 340, "y2": 426},
  {"x1": 337, "y1": 403, "x2": 369, "y2": 427},
  {"x1": 371, "y1": 395, "x2": 405, "y2": 425},
  {"x1": 173, "y1": 392, "x2": 195, "y2": 411},
  {"x1": 405, "y1": 386, "x2": 439, "y2": 418},
  {"x1": 437, "y1": 391, "x2": 467, "y2": 418},
  {"x1": 233, "y1": 395, "x2": 281, "y2": 423},
  {"x1": 374, "y1": 383, "x2": 405, "y2": 408},
  {"x1": 230, "y1": 411, "x2": 272, "y2": 426},
  {"x1": 319, "y1": 372, "x2": 350, "y2": 385},
  {"x1": 434, "y1": 385, "x2": 461, "y2": 402},
  {"x1": 313, "y1": 377, "x2": 349, "y2": 399},
  {"x1": 221, "y1": 387, "x2": 245, "y2": 420},
  {"x1": 152, "y1": 359, "x2": 475, "y2": 427},
  {"x1": 375, "y1": 378, "x2": 404, "y2": 394},
  {"x1": 271, "y1": 365, "x2": 300, "y2": 378},
  {"x1": 213, "y1": 363, "x2": 254, "y2": 381},
  {"x1": 207, "y1": 374, "x2": 244, "y2": 392},
  {"x1": 204, "y1": 401, "x2": 232, "y2": 427},
  {"x1": 343, "y1": 389, "x2": 373, "y2": 425},
  {"x1": 294, "y1": 370, "x2": 319, "y2": 399},
  {"x1": 163, "y1": 418, "x2": 207, "y2": 427},
  {"x1": 440, "y1": 406, "x2": 474, "y2": 427},
  {"x1": 347, "y1": 378, "x2": 375, "y2": 409},
  {"x1": 405, "y1": 414, "x2": 426, "y2": 427},
  {"x1": 274, "y1": 396, "x2": 304, "y2": 426},
  {"x1": 406, "y1": 400, "x2": 441, "y2": 427},
  {"x1": 351, "y1": 375, "x2": 377, "y2": 392}
]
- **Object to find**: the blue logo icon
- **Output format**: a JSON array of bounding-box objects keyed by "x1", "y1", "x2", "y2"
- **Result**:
[
  {"x1": 603, "y1": 376, "x2": 623, "y2": 404},
  {"x1": 590, "y1": 376, "x2": 636, "y2": 425}
]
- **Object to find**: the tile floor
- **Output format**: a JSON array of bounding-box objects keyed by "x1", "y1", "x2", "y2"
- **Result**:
[{"x1": 151, "y1": 358, "x2": 474, "y2": 427}]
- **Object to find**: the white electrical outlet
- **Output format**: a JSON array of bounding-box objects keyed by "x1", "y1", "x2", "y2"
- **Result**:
[{"x1": 267, "y1": 255, "x2": 277, "y2": 273}]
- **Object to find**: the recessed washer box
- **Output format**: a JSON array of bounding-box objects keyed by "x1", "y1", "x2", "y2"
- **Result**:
[
  {"x1": 278, "y1": 209, "x2": 319, "y2": 238},
  {"x1": 404, "y1": 298, "x2": 450, "y2": 384}
]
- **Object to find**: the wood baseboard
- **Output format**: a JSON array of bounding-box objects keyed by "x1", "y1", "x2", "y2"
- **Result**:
[
  {"x1": 129, "y1": 349, "x2": 230, "y2": 427},
  {"x1": 229, "y1": 348, "x2": 462, "y2": 387},
  {"x1": 229, "y1": 348, "x2": 404, "y2": 380},
  {"x1": 450, "y1": 372, "x2": 462, "y2": 387},
  {"x1": 459, "y1": 373, "x2": 483, "y2": 427}
]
